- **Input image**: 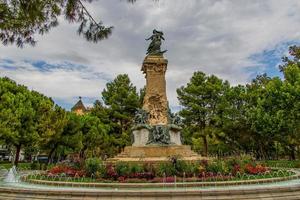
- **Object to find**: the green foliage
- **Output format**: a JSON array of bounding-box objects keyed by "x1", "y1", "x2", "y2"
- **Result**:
[
  {"x1": 80, "y1": 114, "x2": 110, "y2": 158},
  {"x1": 177, "y1": 45, "x2": 300, "y2": 159},
  {"x1": 206, "y1": 160, "x2": 229, "y2": 174},
  {"x1": 100, "y1": 74, "x2": 142, "y2": 154},
  {"x1": 279, "y1": 45, "x2": 300, "y2": 72},
  {"x1": 0, "y1": 0, "x2": 112, "y2": 47},
  {"x1": 0, "y1": 77, "x2": 60, "y2": 165},
  {"x1": 177, "y1": 71, "x2": 230, "y2": 156},
  {"x1": 115, "y1": 162, "x2": 130, "y2": 177},
  {"x1": 143, "y1": 162, "x2": 156, "y2": 174},
  {"x1": 84, "y1": 157, "x2": 103, "y2": 176},
  {"x1": 41, "y1": 112, "x2": 82, "y2": 163},
  {"x1": 259, "y1": 160, "x2": 300, "y2": 168},
  {"x1": 157, "y1": 162, "x2": 176, "y2": 177},
  {"x1": 0, "y1": 162, "x2": 31, "y2": 170},
  {"x1": 102, "y1": 74, "x2": 140, "y2": 134},
  {"x1": 129, "y1": 163, "x2": 143, "y2": 174}
]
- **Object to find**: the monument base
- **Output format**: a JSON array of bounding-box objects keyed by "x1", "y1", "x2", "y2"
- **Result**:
[
  {"x1": 132, "y1": 126, "x2": 182, "y2": 146},
  {"x1": 108, "y1": 145, "x2": 204, "y2": 163}
]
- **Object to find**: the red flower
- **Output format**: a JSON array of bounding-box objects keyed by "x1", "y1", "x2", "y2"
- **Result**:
[
  {"x1": 48, "y1": 165, "x2": 86, "y2": 177},
  {"x1": 118, "y1": 176, "x2": 126, "y2": 182},
  {"x1": 245, "y1": 164, "x2": 267, "y2": 175},
  {"x1": 232, "y1": 164, "x2": 241, "y2": 175}
]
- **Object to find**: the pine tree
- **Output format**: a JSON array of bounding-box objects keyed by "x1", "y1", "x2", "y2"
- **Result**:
[
  {"x1": 0, "y1": 77, "x2": 55, "y2": 165},
  {"x1": 0, "y1": 0, "x2": 112, "y2": 47},
  {"x1": 101, "y1": 74, "x2": 141, "y2": 151}
]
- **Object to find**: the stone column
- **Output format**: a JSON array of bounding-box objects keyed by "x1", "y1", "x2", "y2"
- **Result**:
[{"x1": 141, "y1": 55, "x2": 168, "y2": 125}]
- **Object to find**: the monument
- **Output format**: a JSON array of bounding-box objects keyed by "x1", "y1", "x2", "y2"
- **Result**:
[{"x1": 110, "y1": 30, "x2": 202, "y2": 162}]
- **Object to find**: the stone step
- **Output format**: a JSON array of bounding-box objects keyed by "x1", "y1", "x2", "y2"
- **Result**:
[
  {"x1": 2, "y1": 190, "x2": 300, "y2": 200},
  {"x1": 0, "y1": 193, "x2": 84, "y2": 200}
]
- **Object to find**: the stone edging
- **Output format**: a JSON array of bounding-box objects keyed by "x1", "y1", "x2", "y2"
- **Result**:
[
  {"x1": 23, "y1": 171, "x2": 300, "y2": 188},
  {"x1": 1, "y1": 184, "x2": 300, "y2": 197}
]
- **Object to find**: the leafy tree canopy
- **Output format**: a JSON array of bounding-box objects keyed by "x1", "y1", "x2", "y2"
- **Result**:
[
  {"x1": 177, "y1": 71, "x2": 230, "y2": 156},
  {"x1": 0, "y1": 0, "x2": 112, "y2": 47},
  {"x1": 0, "y1": 77, "x2": 57, "y2": 165}
]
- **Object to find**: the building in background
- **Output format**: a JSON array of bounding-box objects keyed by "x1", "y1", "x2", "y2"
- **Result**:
[
  {"x1": 0, "y1": 145, "x2": 24, "y2": 162},
  {"x1": 71, "y1": 97, "x2": 88, "y2": 115}
]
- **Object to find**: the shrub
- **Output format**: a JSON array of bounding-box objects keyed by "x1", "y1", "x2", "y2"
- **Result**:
[
  {"x1": 105, "y1": 164, "x2": 118, "y2": 180},
  {"x1": 69, "y1": 160, "x2": 81, "y2": 170},
  {"x1": 232, "y1": 164, "x2": 241, "y2": 175},
  {"x1": 30, "y1": 161, "x2": 39, "y2": 170},
  {"x1": 245, "y1": 164, "x2": 268, "y2": 175},
  {"x1": 240, "y1": 154, "x2": 254, "y2": 165},
  {"x1": 115, "y1": 162, "x2": 130, "y2": 177},
  {"x1": 183, "y1": 162, "x2": 199, "y2": 177},
  {"x1": 84, "y1": 158, "x2": 102, "y2": 176},
  {"x1": 206, "y1": 160, "x2": 229, "y2": 175},
  {"x1": 48, "y1": 164, "x2": 85, "y2": 177},
  {"x1": 174, "y1": 160, "x2": 187, "y2": 175},
  {"x1": 157, "y1": 162, "x2": 176, "y2": 177},
  {"x1": 143, "y1": 162, "x2": 156, "y2": 175},
  {"x1": 129, "y1": 163, "x2": 143, "y2": 174}
]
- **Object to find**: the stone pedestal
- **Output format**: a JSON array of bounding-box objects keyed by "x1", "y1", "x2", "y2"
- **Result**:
[
  {"x1": 169, "y1": 130, "x2": 181, "y2": 145},
  {"x1": 109, "y1": 145, "x2": 203, "y2": 162},
  {"x1": 132, "y1": 128, "x2": 149, "y2": 146},
  {"x1": 132, "y1": 126, "x2": 182, "y2": 146},
  {"x1": 142, "y1": 55, "x2": 168, "y2": 125}
]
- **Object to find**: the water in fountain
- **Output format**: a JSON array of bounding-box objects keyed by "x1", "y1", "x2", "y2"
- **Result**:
[{"x1": 4, "y1": 166, "x2": 19, "y2": 183}]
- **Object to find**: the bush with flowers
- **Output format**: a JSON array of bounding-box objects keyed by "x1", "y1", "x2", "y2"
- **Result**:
[
  {"x1": 48, "y1": 164, "x2": 85, "y2": 177},
  {"x1": 43, "y1": 155, "x2": 292, "y2": 183},
  {"x1": 244, "y1": 164, "x2": 268, "y2": 175}
]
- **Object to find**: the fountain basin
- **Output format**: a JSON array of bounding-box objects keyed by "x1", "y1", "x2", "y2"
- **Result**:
[
  {"x1": 1, "y1": 168, "x2": 300, "y2": 199},
  {"x1": 1, "y1": 180, "x2": 300, "y2": 200},
  {"x1": 23, "y1": 172, "x2": 300, "y2": 188}
]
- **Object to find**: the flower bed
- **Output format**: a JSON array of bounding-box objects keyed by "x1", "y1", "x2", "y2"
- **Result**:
[{"x1": 25, "y1": 155, "x2": 296, "y2": 184}]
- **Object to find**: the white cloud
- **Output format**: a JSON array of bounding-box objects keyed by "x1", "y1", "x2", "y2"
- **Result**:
[{"x1": 1, "y1": 0, "x2": 300, "y2": 109}]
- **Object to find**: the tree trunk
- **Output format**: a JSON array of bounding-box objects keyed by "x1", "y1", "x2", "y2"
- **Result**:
[
  {"x1": 290, "y1": 145, "x2": 296, "y2": 160},
  {"x1": 202, "y1": 136, "x2": 208, "y2": 157},
  {"x1": 14, "y1": 144, "x2": 21, "y2": 167},
  {"x1": 47, "y1": 146, "x2": 57, "y2": 165},
  {"x1": 258, "y1": 142, "x2": 265, "y2": 160},
  {"x1": 80, "y1": 146, "x2": 87, "y2": 159}
]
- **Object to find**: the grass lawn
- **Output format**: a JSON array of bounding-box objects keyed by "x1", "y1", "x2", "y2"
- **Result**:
[
  {"x1": 0, "y1": 162, "x2": 31, "y2": 169},
  {"x1": 259, "y1": 160, "x2": 300, "y2": 168}
]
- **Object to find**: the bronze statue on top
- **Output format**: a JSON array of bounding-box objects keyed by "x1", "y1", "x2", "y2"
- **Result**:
[{"x1": 146, "y1": 29, "x2": 167, "y2": 56}]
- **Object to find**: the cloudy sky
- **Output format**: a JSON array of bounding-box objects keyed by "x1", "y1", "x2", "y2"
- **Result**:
[{"x1": 1, "y1": 0, "x2": 300, "y2": 111}]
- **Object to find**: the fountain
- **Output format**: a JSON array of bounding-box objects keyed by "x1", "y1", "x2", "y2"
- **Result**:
[
  {"x1": 1, "y1": 31, "x2": 300, "y2": 199},
  {"x1": 4, "y1": 166, "x2": 19, "y2": 183}
]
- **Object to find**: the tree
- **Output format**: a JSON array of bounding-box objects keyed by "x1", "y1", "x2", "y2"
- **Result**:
[
  {"x1": 101, "y1": 74, "x2": 141, "y2": 153},
  {"x1": 0, "y1": 77, "x2": 54, "y2": 165},
  {"x1": 102, "y1": 74, "x2": 140, "y2": 134},
  {"x1": 177, "y1": 71, "x2": 230, "y2": 156},
  {"x1": 216, "y1": 85, "x2": 253, "y2": 154},
  {"x1": 246, "y1": 75, "x2": 285, "y2": 159},
  {"x1": 0, "y1": 0, "x2": 112, "y2": 47},
  {"x1": 39, "y1": 106, "x2": 70, "y2": 163},
  {"x1": 0, "y1": 0, "x2": 153, "y2": 48},
  {"x1": 279, "y1": 45, "x2": 300, "y2": 72},
  {"x1": 279, "y1": 59, "x2": 300, "y2": 159},
  {"x1": 80, "y1": 114, "x2": 110, "y2": 158}
]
